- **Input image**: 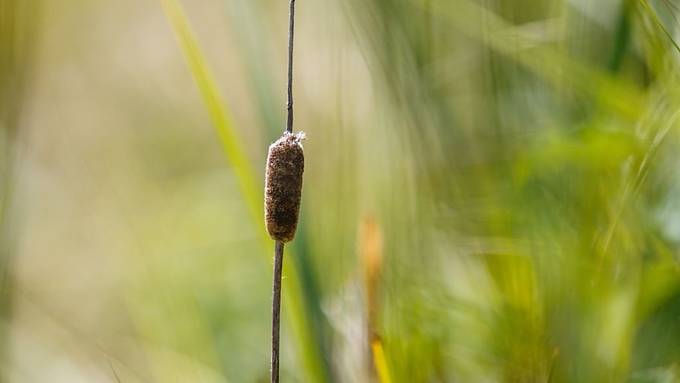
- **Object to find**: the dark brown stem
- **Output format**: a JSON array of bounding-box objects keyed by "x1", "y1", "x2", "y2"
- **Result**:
[
  {"x1": 286, "y1": 0, "x2": 296, "y2": 134},
  {"x1": 271, "y1": 240, "x2": 284, "y2": 383}
]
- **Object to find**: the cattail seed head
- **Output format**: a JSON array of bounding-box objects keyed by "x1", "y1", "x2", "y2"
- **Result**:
[{"x1": 264, "y1": 131, "x2": 305, "y2": 242}]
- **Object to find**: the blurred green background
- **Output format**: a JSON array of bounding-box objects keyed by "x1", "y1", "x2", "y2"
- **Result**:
[{"x1": 2, "y1": 0, "x2": 680, "y2": 382}]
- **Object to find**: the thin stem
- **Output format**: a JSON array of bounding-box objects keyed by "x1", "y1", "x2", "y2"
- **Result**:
[
  {"x1": 271, "y1": 241, "x2": 284, "y2": 383},
  {"x1": 286, "y1": 0, "x2": 296, "y2": 134}
]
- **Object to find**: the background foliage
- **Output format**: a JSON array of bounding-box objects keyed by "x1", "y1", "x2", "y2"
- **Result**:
[{"x1": 1, "y1": 0, "x2": 680, "y2": 382}]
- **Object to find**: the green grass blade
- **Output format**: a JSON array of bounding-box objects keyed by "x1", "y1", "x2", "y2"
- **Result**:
[
  {"x1": 640, "y1": 0, "x2": 680, "y2": 54},
  {"x1": 159, "y1": 0, "x2": 260, "y2": 222}
]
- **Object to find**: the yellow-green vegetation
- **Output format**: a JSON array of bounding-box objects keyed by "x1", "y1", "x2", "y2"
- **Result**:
[{"x1": 1, "y1": 0, "x2": 680, "y2": 382}]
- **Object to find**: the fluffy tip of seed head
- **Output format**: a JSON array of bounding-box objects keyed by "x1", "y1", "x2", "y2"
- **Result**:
[{"x1": 275, "y1": 131, "x2": 306, "y2": 147}]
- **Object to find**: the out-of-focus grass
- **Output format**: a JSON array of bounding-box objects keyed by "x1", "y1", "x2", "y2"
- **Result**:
[
  {"x1": 1, "y1": 0, "x2": 680, "y2": 382},
  {"x1": 0, "y1": 1, "x2": 39, "y2": 381},
  {"x1": 342, "y1": 0, "x2": 680, "y2": 382}
]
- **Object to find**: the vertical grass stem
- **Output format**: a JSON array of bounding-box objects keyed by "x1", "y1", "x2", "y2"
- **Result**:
[{"x1": 271, "y1": 241, "x2": 285, "y2": 383}]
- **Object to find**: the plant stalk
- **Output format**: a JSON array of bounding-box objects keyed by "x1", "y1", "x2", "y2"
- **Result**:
[
  {"x1": 286, "y1": 0, "x2": 296, "y2": 134},
  {"x1": 271, "y1": 241, "x2": 284, "y2": 383}
]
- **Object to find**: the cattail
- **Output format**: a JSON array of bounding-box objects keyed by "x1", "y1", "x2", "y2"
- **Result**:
[
  {"x1": 270, "y1": 1, "x2": 299, "y2": 381},
  {"x1": 264, "y1": 131, "x2": 305, "y2": 242}
]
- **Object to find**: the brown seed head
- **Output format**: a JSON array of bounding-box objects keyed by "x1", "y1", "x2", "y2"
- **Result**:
[{"x1": 264, "y1": 131, "x2": 305, "y2": 242}]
